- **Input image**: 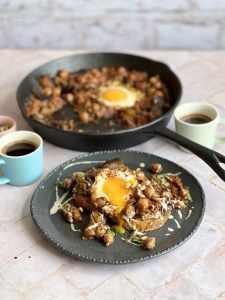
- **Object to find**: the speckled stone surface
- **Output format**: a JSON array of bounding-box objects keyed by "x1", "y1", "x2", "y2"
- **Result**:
[{"x1": 0, "y1": 50, "x2": 225, "y2": 299}]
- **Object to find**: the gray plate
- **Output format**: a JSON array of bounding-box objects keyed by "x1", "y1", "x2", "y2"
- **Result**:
[{"x1": 30, "y1": 150, "x2": 205, "y2": 264}]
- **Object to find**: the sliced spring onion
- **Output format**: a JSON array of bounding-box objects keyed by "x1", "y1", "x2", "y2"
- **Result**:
[
  {"x1": 187, "y1": 191, "x2": 193, "y2": 202},
  {"x1": 107, "y1": 229, "x2": 116, "y2": 236},
  {"x1": 132, "y1": 236, "x2": 144, "y2": 245},
  {"x1": 111, "y1": 225, "x2": 125, "y2": 234}
]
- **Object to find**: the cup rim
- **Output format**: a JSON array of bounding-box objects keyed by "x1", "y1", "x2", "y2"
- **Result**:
[
  {"x1": 174, "y1": 102, "x2": 219, "y2": 126},
  {"x1": 0, "y1": 130, "x2": 43, "y2": 159}
]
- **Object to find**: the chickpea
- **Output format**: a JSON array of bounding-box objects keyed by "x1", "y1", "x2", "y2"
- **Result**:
[
  {"x1": 103, "y1": 233, "x2": 114, "y2": 247},
  {"x1": 65, "y1": 93, "x2": 74, "y2": 104},
  {"x1": 155, "y1": 81, "x2": 162, "y2": 89},
  {"x1": 80, "y1": 111, "x2": 90, "y2": 123},
  {"x1": 94, "y1": 197, "x2": 108, "y2": 208},
  {"x1": 135, "y1": 198, "x2": 149, "y2": 212},
  {"x1": 54, "y1": 76, "x2": 63, "y2": 85},
  {"x1": 133, "y1": 188, "x2": 140, "y2": 200},
  {"x1": 117, "y1": 66, "x2": 127, "y2": 76},
  {"x1": 150, "y1": 163, "x2": 163, "y2": 174},
  {"x1": 72, "y1": 209, "x2": 82, "y2": 222},
  {"x1": 155, "y1": 91, "x2": 163, "y2": 97},
  {"x1": 150, "y1": 87, "x2": 156, "y2": 94},
  {"x1": 53, "y1": 77, "x2": 67, "y2": 87},
  {"x1": 39, "y1": 75, "x2": 51, "y2": 88},
  {"x1": 142, "y1": 237, "x2": 156, "y2": 250},
  {"x1": 53, "y1": 86, "x2": 61, "y2": 96},
  {"x1": 95, "y1": 224, "x2": 107, "y2": 238},
  {"x1": 149, "y1": 76, "x2": 158, "y2": 85},
  {"x1": 62, "y1": 204, "x2": 82, "y2": 222},
  {"x1": 136, "y1": 170, "x2": 145, "y2": 181},
  {"x1": 143, "y1": 185, "x2": 155, "y2": 198},
  {"x1": 92, "y1": 103, "x2": 101, "y2": 112},
  {"x1": 82, "y1": 228, "x2": 95, "y2": 239},
  {"x1": 41, "y1": 107, "x2": 52, "y2": 117},
  {"x1": 43, "y1": 86, "x2": 52, "y2": 96},
  {"x1": 123, "y1": 203, "x2": 136, "y2": 218},
  {"x1": 62, "y1": 178, "x2": 73, "y2": 190},
  {"x1": 58, "y1": 70, "x2": 69, "y2": 79},
  {"x1": 91, "y1": 211, "x2": 105, "y2": 224}
]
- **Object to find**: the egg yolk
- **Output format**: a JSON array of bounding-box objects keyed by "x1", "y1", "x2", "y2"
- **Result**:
[
  {"x1": 102, "y1": 88, "x2": 127, "y2": 102},
  {"x1": 102, "y1": 177, "x2": 129, "y2": 213}
]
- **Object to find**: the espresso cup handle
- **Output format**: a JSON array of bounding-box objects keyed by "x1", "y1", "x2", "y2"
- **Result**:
[
  {"x1": 0, "y1": 158, "x2": 10, "y2": 185},
  {"x1": 216, "y1": 119, "x2": 225, "y2": 144}
]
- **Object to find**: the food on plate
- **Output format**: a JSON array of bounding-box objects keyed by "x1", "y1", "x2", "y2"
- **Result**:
[
  {"x1": 61, "y1": 203, "x2": 83, "y2": 222},
  {"x1": 150, "y1": 162, "x2": 163, "y2": 174},
  {"x1": 25, "y1": 66, "x2": 171, "y2": 132},
  {"x1": 55, "y1": 158, "x2": 192, "y2": 250}
]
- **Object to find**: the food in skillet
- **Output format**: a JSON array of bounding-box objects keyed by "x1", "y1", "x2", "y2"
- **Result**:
[
  {"x1": 56, "y1": 159, "x2": 192, "y2": 250},
  {"x1": 0, "y1": 124, "x2": 10, "y2": 133},
  {"x1": 25, "y1": 66, "x2": 171, "y2": 132}
]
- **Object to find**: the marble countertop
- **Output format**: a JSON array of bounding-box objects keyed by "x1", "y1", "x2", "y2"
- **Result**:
[{"x1": 0, "y1": 50, "x2": 225, "y2": 300}]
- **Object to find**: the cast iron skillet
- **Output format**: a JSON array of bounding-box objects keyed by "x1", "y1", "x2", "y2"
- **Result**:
[{"x1": 17, "y1": 52, "x2": 225, "y2": 181}]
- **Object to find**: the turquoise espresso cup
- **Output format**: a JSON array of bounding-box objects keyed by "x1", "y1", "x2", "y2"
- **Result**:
[{"x1": 0, "y1": 131, "x2": 43, "y2": 186}]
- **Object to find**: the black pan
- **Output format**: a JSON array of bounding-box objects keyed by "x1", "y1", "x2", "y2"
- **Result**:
[{"x1": 17, "y1": 52, "x2": 225, "y2": 181}]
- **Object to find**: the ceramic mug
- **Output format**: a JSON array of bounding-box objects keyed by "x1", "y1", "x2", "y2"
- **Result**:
[
  {"x1": 174, "y1": 102, "x2": 225, "y2": 149},
  {"x1": 0, "y1": 131, "x2": 43, "y2": 186}
]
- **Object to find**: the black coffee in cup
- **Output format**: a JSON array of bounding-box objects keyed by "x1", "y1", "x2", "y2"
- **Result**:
[
  {"x1": 3, "y1": 140, "x2": 37, "y2": 157},
  {"x1": 0, "y1": 130, "x2": 43, "y2": 186},
  {"x1": 181, "y1": 113, "x2": 212, "y2": 124}
]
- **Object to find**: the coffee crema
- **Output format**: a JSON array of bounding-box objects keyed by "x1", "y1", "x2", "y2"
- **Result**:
[
  {"x1": 180, "y1": 113, "x2": 212, "y2": 124},
  {"x1": 2, "y1": 140, "x2": 37, "y2": 157}
]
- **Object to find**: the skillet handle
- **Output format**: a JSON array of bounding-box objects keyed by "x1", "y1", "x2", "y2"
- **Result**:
[{"x1": 147, "y1": 126, "x2": 225, "y2": 182}]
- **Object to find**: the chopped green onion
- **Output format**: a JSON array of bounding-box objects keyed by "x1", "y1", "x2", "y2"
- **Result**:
[
  {"x1": 187, "y1": 191, "x2": 193, "y2": 202},
  {"x1": 72, "y1": 172, "x2": 85, "y2": 181},
  {"x1": 111, "y1": 225, "x2": 125, "y2": 234},
  {"x1": 107, "y1": 229, "x2": 116, "y2": 236},
  {"x1": 132, "y1": 236, "x2": 144, "y2": 245}
]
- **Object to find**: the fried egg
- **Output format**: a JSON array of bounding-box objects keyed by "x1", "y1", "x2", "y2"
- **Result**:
[
  {"x1": 91, "y1": 169, "x2": 137, "y2": 214},
  {"x1": 98, "y1": 83, "x2": 143, "y2": 109}
]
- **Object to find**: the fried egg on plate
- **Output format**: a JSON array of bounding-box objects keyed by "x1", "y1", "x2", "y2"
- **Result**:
[
  {"x1": 91, "y1": 169, "x2": 137, "y2": 214},
  {"x1": 98, "y1": 83, "x2": 143, "y2": 109}
]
